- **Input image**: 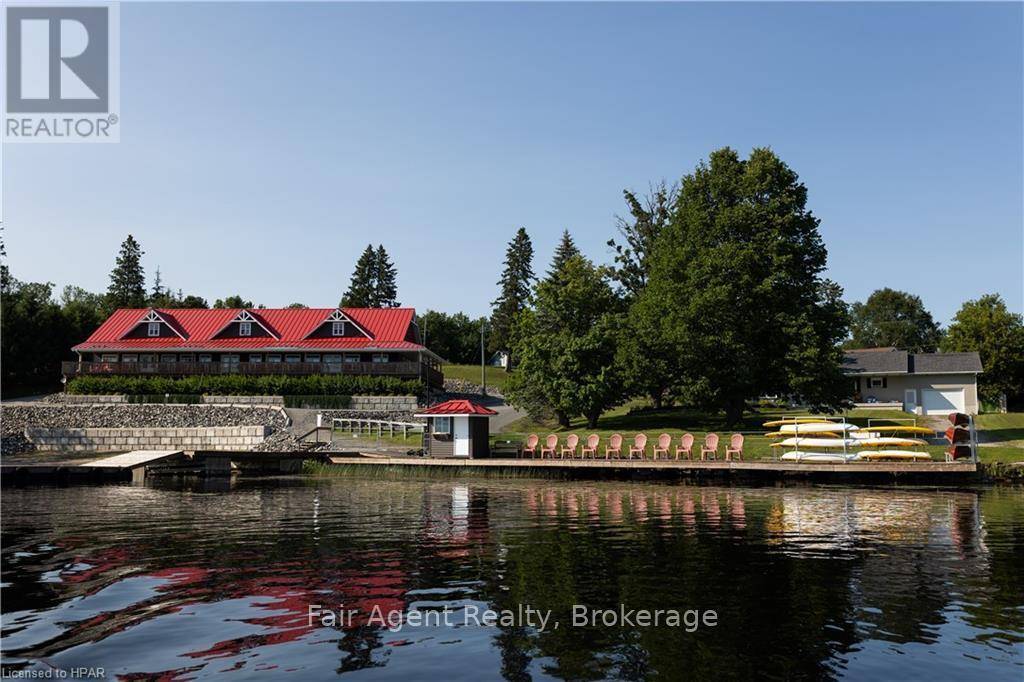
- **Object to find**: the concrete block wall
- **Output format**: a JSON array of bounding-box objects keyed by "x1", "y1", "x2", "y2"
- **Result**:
[
  {"x1": 62, "y1": 395, "x2": 128, "y2": 404},
  {"x1": 202, "y1": 395, "x2": 284, "y2": 405},
  {"x1": 26, "y1": 426, "x2": 271, "y2": 452},
  {"x1": 348, "y1": 395, "x2": 421, "y2": 411}
]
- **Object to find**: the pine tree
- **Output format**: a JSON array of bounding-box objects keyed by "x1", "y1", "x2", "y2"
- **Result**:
[
  {"x1": 373, "y1": 245, "x2": 400, "y2": 308},
  {"x1": 546, "y1": 230, "x2": 580, "y2": 282},
  {"x1": 341, "y1": 245, "x2": 377, "y2": 307},
  {"x1": 490, "y1": 227, "x2": 535, "y2": 357},
  {"x1": 106, "y1": 235, "x2": 146, "y2": 308}
]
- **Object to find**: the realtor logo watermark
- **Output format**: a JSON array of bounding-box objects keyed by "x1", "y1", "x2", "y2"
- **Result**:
[{"x1": 3, "y1": 2, "x2": 120, "y2": 142}]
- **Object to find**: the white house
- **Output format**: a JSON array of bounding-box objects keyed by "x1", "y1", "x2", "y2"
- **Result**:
[{"x1": 844, "y1": 347, "x2": 983, "y2": 415}]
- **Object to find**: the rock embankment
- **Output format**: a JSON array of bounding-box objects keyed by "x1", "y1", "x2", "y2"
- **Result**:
[{"x1": 1, "y1": 404, "x2": 289, "y2": 456}]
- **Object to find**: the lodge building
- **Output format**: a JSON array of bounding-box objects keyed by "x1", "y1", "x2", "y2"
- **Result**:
[{"x1": 64, "y1": 307, "x2": 444, "y2": 388}]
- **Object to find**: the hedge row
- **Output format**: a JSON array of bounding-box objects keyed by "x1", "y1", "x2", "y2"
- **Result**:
[{"x1": 67, "y1": 374, "x2": 421, "y2": 397}]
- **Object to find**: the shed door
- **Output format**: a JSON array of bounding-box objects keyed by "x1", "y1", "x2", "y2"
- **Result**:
[
  {"x1": 453, "y1": 417, "x2": 470, "y2": 457},
  {"x1": 922, "y1": 389, "x2": 965, "y2": 415}
]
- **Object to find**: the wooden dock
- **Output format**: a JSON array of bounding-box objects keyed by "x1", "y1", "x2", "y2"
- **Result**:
[{"x1": 327, "y1": 456, "x2": 979, "y2": 481}]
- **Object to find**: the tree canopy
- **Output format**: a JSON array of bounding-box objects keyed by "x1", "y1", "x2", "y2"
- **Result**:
[
  {"x1": 849, "y1": 288, "x2": 943, "y2": 352},
  {"x1": 607, "y1": 182, "x2": 677, "y2": 299},
  {"x1": 419, "y1": 310, "x2": 483, "y2": 364},
  {"x1": 213, "y1": 295, "x2": 255, "y2": 309},
  {"x1": 942, "y1": 294, "x2": 1024, "y2": 406},
  {"x1": 636, "y1": 147, "x2": 850, "y2": 424}
]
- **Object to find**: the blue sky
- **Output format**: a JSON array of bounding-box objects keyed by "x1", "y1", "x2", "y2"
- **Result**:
[{"x1": 3, "y1": 2, "x2": 1022, "y2": 325}]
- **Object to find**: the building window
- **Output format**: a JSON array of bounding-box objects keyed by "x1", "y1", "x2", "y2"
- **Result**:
[
  {"x1": 324, "y1": 354, "x2": 342, "y2": 364},
  {"x1": 140, "y1": 354, "x2": 156, "y2": 364},
  {"x1": 249, "y1": 354, "x2": 262, "y2": 363},
  {"x1": 372, "y1": 353, "x2": 389, "y2": 363},
  {"x1": 147, "y1": 321, "x2": 160, "y2": 337},
  {"x1": 434, "y1": 417, "x2": 452, "y2": 435},
  {"x1": 122, "y1": 354, "x2": 138, "y2": 363},
  {"x1": 344, "y1": 354, "x2": 361, "y2": 364},
  {"x1": 101, "y1": 354, "x2": 118, "y2": 362},
  {"x1": 239, "y1": 321, "x2": 252, "y2": 337},
  {"x1": 267, "y1": 354, "x2": 281, "y2": 363},
  {"x1": 869, "y1": 377, "x2": 884, "y2": 389},
  {"x1": 221, "y1": 354, "x2": 240, "y2": 366},
  {"x1": 160, "y1": 354, "x2": 176, "y2": 363},
  {"x1": 179, "y1": 354, "x2": 194, "y2": 363},
  {"x1": 305, "y1": 354, "x2": 321, "y2": 364},
  {"x1": 198, "y1": 354, "x2": 212, "y2": 363},
  {"x1": 332, "y1": 321, "x2": 345, "y2": 336},
  {"x1": 285, "y1": 354, "x2": 301, "y2": 363}
]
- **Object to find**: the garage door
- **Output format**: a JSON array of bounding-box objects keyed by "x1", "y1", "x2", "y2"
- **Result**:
[{"x1": 921, "y1": 389, "x2": 965, "y2": 415}]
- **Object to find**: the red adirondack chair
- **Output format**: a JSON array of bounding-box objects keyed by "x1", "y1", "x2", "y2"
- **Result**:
[
  {"x1": 701, "y1": 433, "x2": 720, "y2": 461},
  {"x1": 676, "y1": 433, "x2": 695, "y2": 460},
  {"x1": 652, "y1": 433, "x2": 671, "y2": 460},
  {"x1": 725, "y1": 434, "x2": 744, "y2": 461},
  {"x1": 605, "y1": 434, "x2": 623, "y2": 459},
  {"x1": 629, "y1": 433, "x2": 648, "y2": 460}
]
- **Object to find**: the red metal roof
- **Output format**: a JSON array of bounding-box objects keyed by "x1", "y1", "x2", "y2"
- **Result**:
[
  {"x1": 416, "y1": 399, "x2": 498, "y2": 416},
  {"x1": 72, "y1": 307, "x2": 427, "y2": 353}
]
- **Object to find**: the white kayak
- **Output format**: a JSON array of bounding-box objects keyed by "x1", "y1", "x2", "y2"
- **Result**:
[
  {"x1": 771, "y1": 437, "x2": 928, "y2": 448},
  {"x1": 779, "y1": 451, "x2": 853, "y2": 463},
  {"x1": 854, "y1": 450, "x2": 933, "y2": 462}
]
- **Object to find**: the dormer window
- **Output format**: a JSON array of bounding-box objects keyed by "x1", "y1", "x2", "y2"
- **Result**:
[
  {"x1": 147, "y1": 322, "x2": 160, "y2": 337},
  {"x1": 239, "y1": 321, "x2": 252, "y2": 337},
  {"x1": 332, "y1": 321, "x2": 345, "y2": 336}
]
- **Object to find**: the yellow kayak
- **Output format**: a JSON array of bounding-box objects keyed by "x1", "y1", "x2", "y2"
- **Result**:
[
  {"x1": 766, "y1": 431, "x2": 841, "y2": 439},
  {"x1": 771, "y1": 437, "x2": 927, "y2": 448},
  {"x1": 854, "y1": 426, "x2": 935, "y2": 436},
  {"x1": 762, "y1": 418, "x2": 837, "y2": 428}
]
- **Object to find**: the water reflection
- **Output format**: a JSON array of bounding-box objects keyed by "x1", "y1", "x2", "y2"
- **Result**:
[{"x1": 1, "y1": 480, "x2": 1021, "y2": 679}]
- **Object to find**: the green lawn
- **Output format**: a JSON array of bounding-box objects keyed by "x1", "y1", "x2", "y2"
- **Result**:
[
  {"x1": 975, "y1": 412, "x2": 1024, "y2": 447},
  {"x1": 443, "y1": 364, "x2": 512, "y2": 392},
  {"x1": 496, "y1": 404, "x2": 1024, "y2": 463}
]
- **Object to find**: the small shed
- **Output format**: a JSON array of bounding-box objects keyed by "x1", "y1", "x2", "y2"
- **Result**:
[{"x1": 415, "y1": 399, "x2": 497, "y2": 458}]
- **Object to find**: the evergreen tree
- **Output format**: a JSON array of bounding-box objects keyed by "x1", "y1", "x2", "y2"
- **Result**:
[
  {"x1": 546, "y1": 230, "x2": 580, "y2": 283},
  {"x1": 506, "y1": 254, "x2": 624, "y2": 428},
  {"x1": 489, "y1": 227, "x2": 535, "y2": 358},
  {"x1": 106, "y1": 235, "x2": 146, "y2": 308},
  {"x1": 341, "y1": 245, "x2": 377, "y2": 307},
  {"x1": 373, "y1": 245, "x2": 400, "y2": 307}
]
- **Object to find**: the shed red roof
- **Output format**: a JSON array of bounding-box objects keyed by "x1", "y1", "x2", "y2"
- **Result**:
[
  {"x1": 416, "y1": 399, "x2": 498, "y2": 416},
  {"x1": 73, "y1": 307, "x2": 431, "y2": 354}
]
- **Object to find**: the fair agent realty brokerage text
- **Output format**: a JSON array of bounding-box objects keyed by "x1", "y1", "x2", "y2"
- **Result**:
[{"x1": 309, "y1": 603, "x2": 719, "y2": 633}]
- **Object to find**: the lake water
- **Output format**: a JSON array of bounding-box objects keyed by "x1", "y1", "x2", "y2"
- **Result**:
[{"x1": 2, "y1": 478, "x2": 1021, "y2": 680}]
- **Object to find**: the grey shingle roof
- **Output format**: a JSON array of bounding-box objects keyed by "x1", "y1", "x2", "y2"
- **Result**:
[
  {"x1": 843, "y1": 348, "x2": 909, "y2": 374},
  {"x1": 843, "y1": 348, "x2": 982, "y2": 375},
  {"x1": 910, "y1": 352, "x2": 983, "y2": 374}
]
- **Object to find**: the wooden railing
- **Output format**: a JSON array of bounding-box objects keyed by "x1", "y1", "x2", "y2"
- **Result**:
[{"x1": 62, "y1": 360, "x2": 444, "y2": 387}]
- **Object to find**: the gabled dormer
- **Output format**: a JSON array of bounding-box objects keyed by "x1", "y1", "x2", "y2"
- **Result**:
[
  {"x1": 304, "y1": 309, "x2": 373, "y2": 339},
  {"x1": 212, "y1": 310, "x2": 279, "y2": 340},
  {"x1": 120, "y1": 309, "x2": 188, "y2": 340}
]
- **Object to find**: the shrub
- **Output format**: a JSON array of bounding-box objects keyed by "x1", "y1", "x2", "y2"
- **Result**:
[{"x1": 68, "y1": 374, "x2": 422, "y2": 397}]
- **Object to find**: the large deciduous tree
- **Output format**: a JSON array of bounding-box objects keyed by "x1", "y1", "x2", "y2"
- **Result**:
[
  {"x1": 489, "y1": 227, "x2": 535, "y2": 361},
  {"x1": 637, "y1": 147, "x2": 850, "y2": 425},
  {"x1": 213, "y1": 295, "x2": 254, "y2": 309},
  {"x1": 607, "y1": 182, "x2": 677, "y2": 299},
  {"x1": 506, "y1": 254, "x2": 624, "y2": 428},
  {"x1": 418, "y1": 310, "x2": 484, "y2": 364},
  {"x1": 106, "y1": 235, "x2": 146, "y2": 309},
  {"x1": 941, "y1": 294, "x2": 1024, "y2": 405},
  {"x1": 849, "y1": 288, "x2": 942, "y2": 352}
]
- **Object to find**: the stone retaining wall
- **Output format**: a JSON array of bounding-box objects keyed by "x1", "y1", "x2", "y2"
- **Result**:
[
  {"x1": 26, "y1": 426, "x2": 271, "y2": 452},
  {"x1": 348, "y1": 395, "x2": 420, "y2": 411}
]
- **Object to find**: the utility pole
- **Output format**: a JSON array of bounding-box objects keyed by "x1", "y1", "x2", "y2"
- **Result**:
[{"x1": 480, "y1": 321, "x2": 487, "y2": 397}]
